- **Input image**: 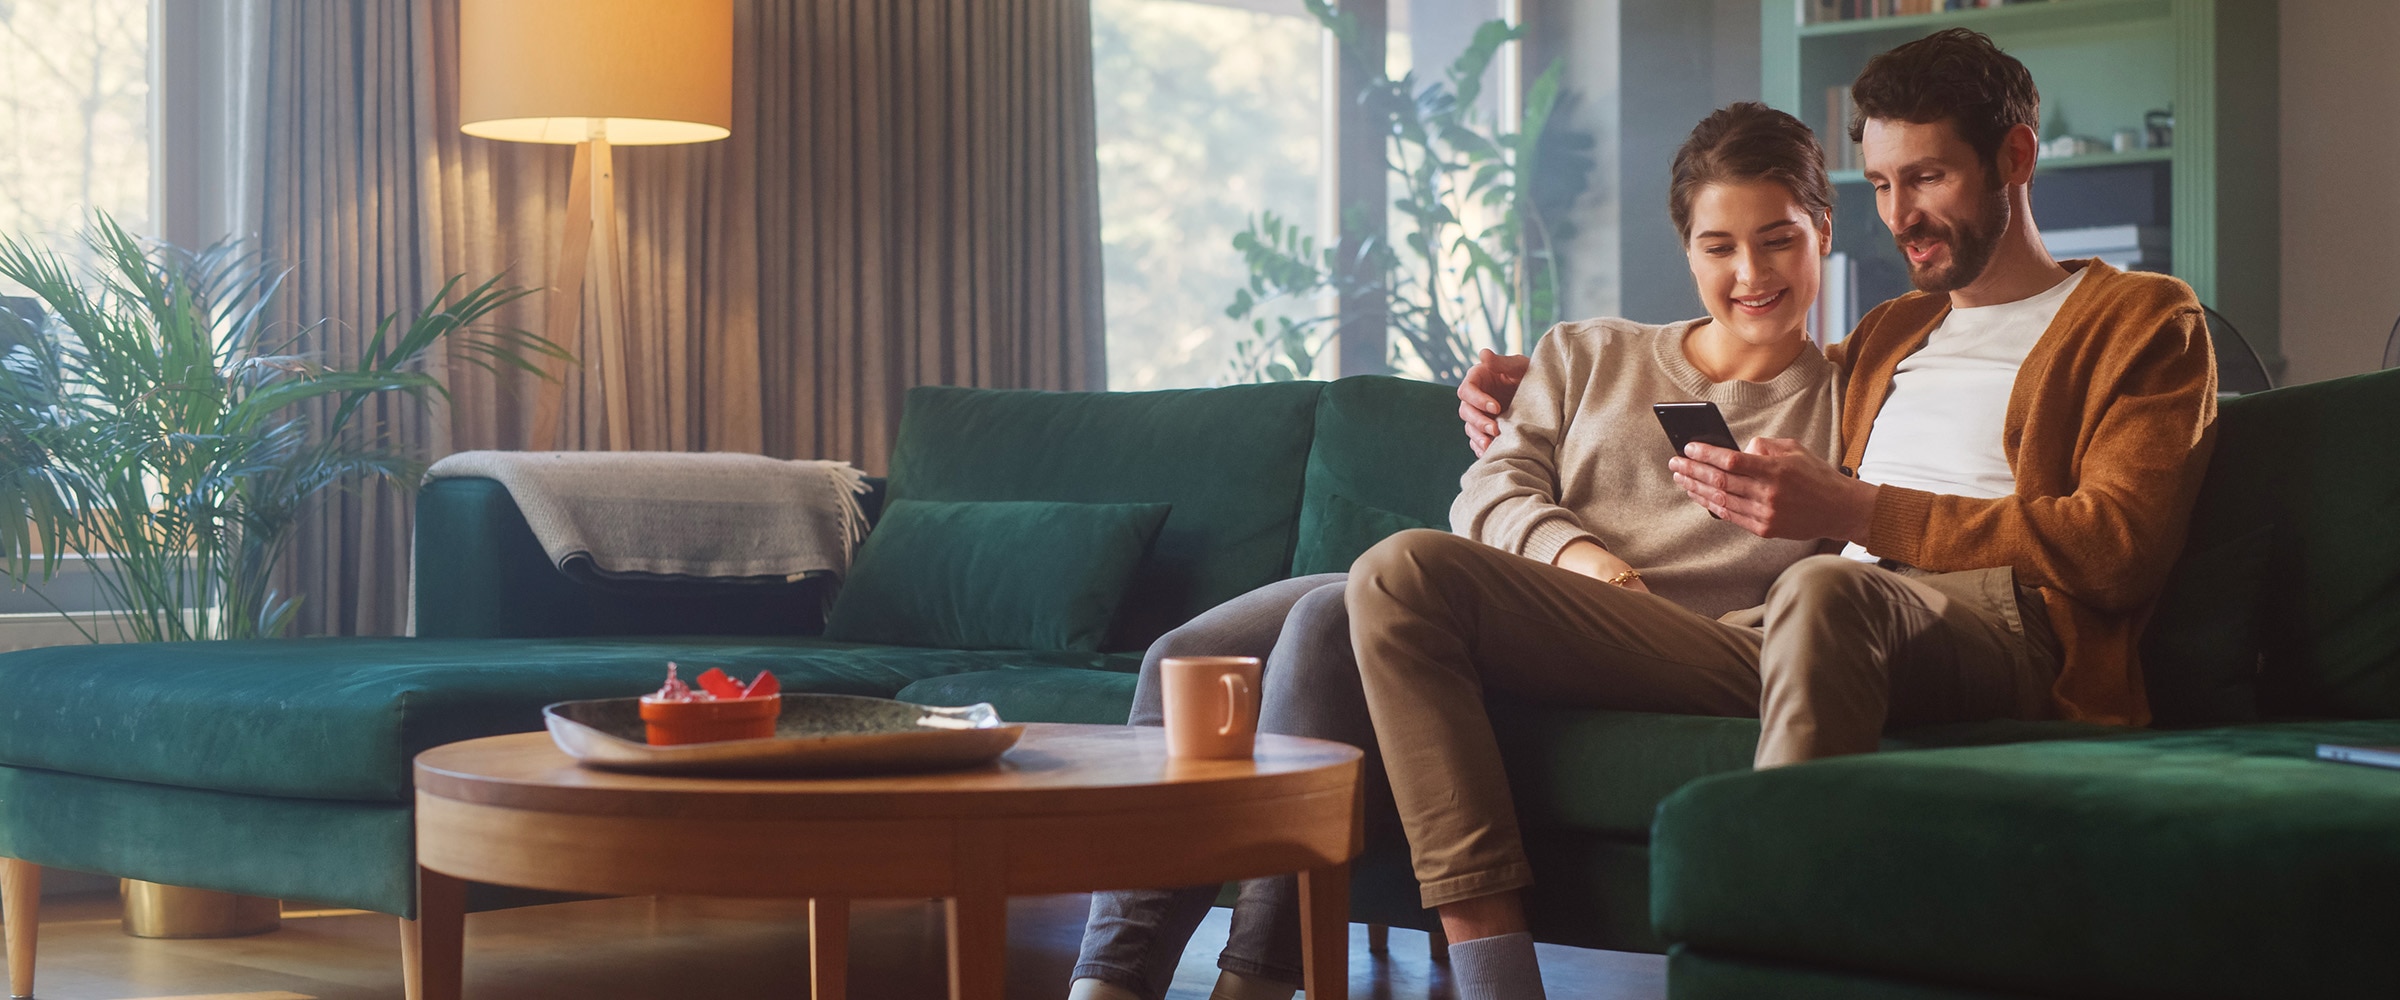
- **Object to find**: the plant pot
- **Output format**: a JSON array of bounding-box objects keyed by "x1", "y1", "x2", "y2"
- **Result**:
[{"x1": 120, "y1": 879, "x2": 281, "y2": 938}]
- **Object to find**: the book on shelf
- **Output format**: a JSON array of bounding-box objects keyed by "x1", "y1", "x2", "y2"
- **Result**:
[
  {"x1": 2044, "y1": 224, "x2": 2170, "y2": 273},
  {"x1": 1803, "y1": 0, "x2": 2018, "y2": 27},
  {"x1": 1824, "y1": 87, "x2": 1860, "y2": 172},
  {"x1": 1814, "y1": 251, "x2": 1856, "y2": 346}
]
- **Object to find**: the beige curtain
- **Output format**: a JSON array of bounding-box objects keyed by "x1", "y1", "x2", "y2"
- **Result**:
[
  {"x1": 261, "y1": 0, "x2": 1104, "y2": 636},
  {"x1": 261, "y1": 0, "x2": 434, "y2": 638},
  {"x1": 751, "y1": 0, "x2": 1108, "y2": 470}
]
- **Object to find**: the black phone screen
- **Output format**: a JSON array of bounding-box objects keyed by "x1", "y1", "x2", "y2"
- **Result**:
[{"x1": 1652, "y1": 401, "x2": 1738, "y2": 459}]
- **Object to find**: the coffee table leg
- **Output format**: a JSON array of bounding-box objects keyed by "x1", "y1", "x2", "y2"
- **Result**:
[
  {"x1": 3, "y1": 857, "x2": 39, "y2": 1000},
  {"x1": 945, "y1": 893, "x2": 1006, "y2": 1000},
  {"x1": 809, "y1": 897, "x2": 848, "y2": 1000},
  {"x1": 402, "y1": 866, "x2": 466, "y2": 1000},
  {"x1": 1300, "y1": 862, "x2": 1350, "y2": 1000}
]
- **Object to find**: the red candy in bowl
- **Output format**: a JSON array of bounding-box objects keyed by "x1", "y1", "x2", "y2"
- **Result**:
[{"x1": 638, "y1": 663, "x2": 783, "y2": 745}]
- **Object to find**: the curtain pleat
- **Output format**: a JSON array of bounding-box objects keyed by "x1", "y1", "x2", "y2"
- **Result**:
[
  {"x1": 260, "y1": 0, "x2": 1103, "y2": 636},
  {"x1": 752, "y1": 0, "x2": 1108, "y2": 473}
]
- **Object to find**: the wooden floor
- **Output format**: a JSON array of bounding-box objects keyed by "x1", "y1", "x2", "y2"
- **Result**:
[{"x1": 13, "y1": 891, "x2": 1665, "y2": 999}]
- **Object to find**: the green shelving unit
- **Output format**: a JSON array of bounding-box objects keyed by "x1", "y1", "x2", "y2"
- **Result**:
[{"x1": 1761, "y1": 0, "x2": 2279, "y2": 371}]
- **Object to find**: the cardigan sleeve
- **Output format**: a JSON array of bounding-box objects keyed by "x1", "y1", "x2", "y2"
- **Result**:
[
  {"x1": 1862, "y1": 298, "x2": 2217, "y2": 613},
  {"x1": 1450, "y1": 326, "x2": 1600, "y2": 565}
]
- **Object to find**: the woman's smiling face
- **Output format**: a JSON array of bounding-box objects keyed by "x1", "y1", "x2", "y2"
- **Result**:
[{"x1": 1684, "y1": 178, "x2": 1829, "y2": 349}]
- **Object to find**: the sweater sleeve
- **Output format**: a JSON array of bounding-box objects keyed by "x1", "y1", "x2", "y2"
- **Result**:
[
  {"x1": 1862, "y1": 301, "x2": 2217, "y2": 613},
  {"x1": 1450, "y1": 327, "x2": 1601, "y2": 565}
]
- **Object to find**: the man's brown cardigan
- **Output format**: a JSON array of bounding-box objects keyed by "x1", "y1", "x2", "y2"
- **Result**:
[{"x1": 1834, "y1": 259, "x2": 2218, "y2": 726}]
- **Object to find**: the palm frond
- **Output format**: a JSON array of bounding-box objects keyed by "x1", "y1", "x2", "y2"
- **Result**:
[{"x1": 0, "y1": 211, "x2": 566, "y2": 641}]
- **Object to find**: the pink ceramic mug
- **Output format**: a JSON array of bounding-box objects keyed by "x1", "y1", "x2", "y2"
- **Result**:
[{"x1": 1160, "y1": 656, "x2": 1262, "y2": 759}]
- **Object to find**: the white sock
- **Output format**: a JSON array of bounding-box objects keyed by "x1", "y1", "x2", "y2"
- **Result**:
[
  {"x1": 1447, "y1": 931, "x2": 1547, "y2": 1000},
  {"x1": 1068, "y1": 978, "x2": 1145, "y2": 1000},
  {"x1": 1209, "y1": 968, "x2": 1297, "y2": 1000}
]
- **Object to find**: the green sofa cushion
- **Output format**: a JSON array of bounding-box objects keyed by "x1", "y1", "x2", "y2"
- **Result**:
[
  {"x1": 2141, "y1": 523, "x2": 2274, "y2": 726},
  {"x1": 0, "y1": 764, "x2": 417, "y2": 915},
  {"x1": 1290, "y1": 493, "x2": 1435, "y2": 577},
  {"x1": 2162, "y1": 369, "x2": 2400, "y2": 719},
  {"x1": 1491, "y1": 702, "x2": 2123, "y2": 839},
  {"x1": 1653, "y1": 719, "x2": 2400, "y2": 999},
  {"x1": 887, "y1": 383, "x2": 1323, "y2": 651},
  {"x1": 0, "y1": 637, "x2": 1131, "y2": 803},
  {"x1": 896, "y1": 666, "x2": 1143, "y2": 726},
  {"x1": 1293, "y1": 375, "x2": 1476, "y2": 576},
  {"x1": 826, "y1": 500, "x2": 1170, "y2": 651}
]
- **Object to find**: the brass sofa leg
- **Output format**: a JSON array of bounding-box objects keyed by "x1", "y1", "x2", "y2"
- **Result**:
[
  {"x1": 1426, "y1": 923, "x2": 1448, "y2": 963},
  {"x1": 2, "y1": 858, "x2": 37, "y2": 1000}
]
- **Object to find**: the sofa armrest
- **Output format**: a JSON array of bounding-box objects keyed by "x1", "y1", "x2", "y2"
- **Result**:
[{"x1": 412, "y1": 475, "x2": 887, "y2": 638}]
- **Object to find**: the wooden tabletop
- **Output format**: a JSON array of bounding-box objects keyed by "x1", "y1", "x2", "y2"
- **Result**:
[
  {"x1": 407, "y1": 723, "x2": 1365, "y2": 1000},
  {"x1": 415, "y1": 723, "x2": 1363, "y2": 820}
]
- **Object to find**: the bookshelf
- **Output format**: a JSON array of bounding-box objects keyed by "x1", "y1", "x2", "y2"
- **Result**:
[{"x1": 1762, "y1": 0, "x2": 2280, "y2": 371}]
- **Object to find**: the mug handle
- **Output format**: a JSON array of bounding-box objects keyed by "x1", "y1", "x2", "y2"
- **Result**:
[{"x1": 1219, "y1": 674, "x2": 1253, "y2": 737}]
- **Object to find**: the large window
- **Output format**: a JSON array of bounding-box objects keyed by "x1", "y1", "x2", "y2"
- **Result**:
[
  {"x1": 1092, "y1": 0, "x2": 1325, "y2": 391},
  {"x1": 0, "y1": 0, "x2": 151, "y2": 261},
  {"x1": 1093, "y1": 0, "x2": 1521, "y2": 389}
]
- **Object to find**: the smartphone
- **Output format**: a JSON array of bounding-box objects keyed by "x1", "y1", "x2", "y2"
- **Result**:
[
  {"x1": 1655, "y1": 401, "x2": 1737, "y2": 520},
  {"x1": 1653, "y1": 401, "x2": 1739, "y2": 459}
]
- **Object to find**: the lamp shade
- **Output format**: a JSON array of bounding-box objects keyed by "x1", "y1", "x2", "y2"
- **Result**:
[{"x1": 459, "y1": 0, "x2": 732, "y2": 145}]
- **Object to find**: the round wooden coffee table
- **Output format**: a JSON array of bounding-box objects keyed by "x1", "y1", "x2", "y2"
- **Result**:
[{"x1": 407, "y1": 723, "x2": 1363, "y2": 1000}]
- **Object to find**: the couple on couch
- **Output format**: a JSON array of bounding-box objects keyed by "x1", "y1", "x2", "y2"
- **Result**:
[{"x1": 1071, "y1": 28, "x2": 2218, "y2": 1000}]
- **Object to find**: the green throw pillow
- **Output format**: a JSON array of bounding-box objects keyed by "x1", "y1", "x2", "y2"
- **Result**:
[
  {"x1": 1291, "y1": 493, "x2": 1438, "y2": 577},
  {"x1": 825, "y1": 499, "x2": 1171, "y2": 652},
  {"x1": 2140, "y1": 522, "x2": 2274, "y2": 727}
]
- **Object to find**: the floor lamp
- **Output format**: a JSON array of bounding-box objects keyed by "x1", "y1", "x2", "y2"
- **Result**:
[{"x1": 457, "y1": 0, "x2": 733, "y2": 450}]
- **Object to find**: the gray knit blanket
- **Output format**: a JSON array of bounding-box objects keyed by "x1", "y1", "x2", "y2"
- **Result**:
[{"x1": 424, "y1": 451, "x2": 872, "y2": 582}]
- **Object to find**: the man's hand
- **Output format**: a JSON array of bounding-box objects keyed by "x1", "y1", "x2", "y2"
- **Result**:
[
  {"x1": 1670, "y1": 438, "x2": 1879, "y2": 543},
  {"x1": 1553, "y1": 538, "x2": 1651, "y2": 594},
  {"x1": 1458, "y1": 349, "x2": 1531, "y2": 456}
]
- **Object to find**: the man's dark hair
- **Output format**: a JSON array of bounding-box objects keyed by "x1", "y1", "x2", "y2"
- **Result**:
[
  {"x1": 1847, "y1": 28, "x2": 2039, "y2": 171},
  {"x1": 1668, "y1": 102, "x2": 1834, "y2": 242}
]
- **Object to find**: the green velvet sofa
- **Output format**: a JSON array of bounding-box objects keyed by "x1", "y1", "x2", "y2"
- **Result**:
[
  {"x1": 1649, "y1": 367, "x2": 2400, "y2": 999},
  {"x1": 1, "y1": 369, "x2": 2394, "y2": 999}
]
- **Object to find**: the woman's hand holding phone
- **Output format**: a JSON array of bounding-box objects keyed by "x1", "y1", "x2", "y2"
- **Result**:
[{"x1": 1554, "y1": 539, "x2": 1650, "y2": 594}]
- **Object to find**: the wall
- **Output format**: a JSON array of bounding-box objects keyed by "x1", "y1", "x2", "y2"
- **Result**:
[
  {"x1": 2278, "y1": 0, "x2": 2400, "y2": 384},
  {"x1": 1526, "y1": 0, "x2": 1624, "y2": 321},
  {"x1": 1532, "y1": 0, "x2": 1762, "y2": 325}
]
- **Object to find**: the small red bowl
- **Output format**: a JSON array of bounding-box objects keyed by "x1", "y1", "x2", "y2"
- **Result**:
[{"x1": 638, "y1": 696, "x2": 782, "y2": 746}]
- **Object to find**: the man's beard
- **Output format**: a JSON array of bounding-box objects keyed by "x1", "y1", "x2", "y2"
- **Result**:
[{"x1": 1897, "y1": 183, "x2": 2011, "y2": 293}]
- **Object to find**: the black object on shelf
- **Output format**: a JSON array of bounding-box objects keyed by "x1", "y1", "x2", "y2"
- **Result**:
[{"x1": 2203, "y1": 305, "x2": 2272, "y2": 396}]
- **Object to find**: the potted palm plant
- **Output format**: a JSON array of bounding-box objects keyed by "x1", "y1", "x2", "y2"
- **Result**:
[
  {"x1": 0, "y1": 213, "x2": 564, "y2": 937},
  {"x1": 0, "y1": 213, "x2": 561, "y2": 644}
]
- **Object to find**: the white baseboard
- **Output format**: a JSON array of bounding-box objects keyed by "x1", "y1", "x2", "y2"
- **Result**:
[{"x1": 0, "y1": 611, "x2": 138, "y2": 652}]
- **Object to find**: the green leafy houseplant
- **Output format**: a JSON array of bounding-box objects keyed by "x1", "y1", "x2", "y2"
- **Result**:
[
  {"x1": 1226, "y1": 0, "x2": 1593, "y2": 384},
  {"x1": 0, "y1": 214, "x2": 563, "y2": 642}
]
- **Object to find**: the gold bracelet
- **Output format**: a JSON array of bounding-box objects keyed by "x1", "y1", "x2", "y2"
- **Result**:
[{"x1": 1603, "y1": 568, "x2": 1643, "y2": 588}]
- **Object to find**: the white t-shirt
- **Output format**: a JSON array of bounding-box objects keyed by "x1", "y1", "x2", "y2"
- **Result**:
[{"x1": 1842, "y1": 268, "x2": 2087, "y2": 562}]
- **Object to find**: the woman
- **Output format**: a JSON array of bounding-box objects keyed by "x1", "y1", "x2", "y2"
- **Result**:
[{"x1": 1070, "y1": 102, "x2": 1841, "y2": 1000}]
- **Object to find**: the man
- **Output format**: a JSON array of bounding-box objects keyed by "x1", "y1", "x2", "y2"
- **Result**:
[{"x1": 1381, "y1": 27, "x2": 2217, "y2": 998}]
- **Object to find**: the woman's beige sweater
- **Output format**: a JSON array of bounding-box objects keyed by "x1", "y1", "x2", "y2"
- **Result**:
[{"x1": 1451, "y1": 317, "x2": 1840, "y2": 619}]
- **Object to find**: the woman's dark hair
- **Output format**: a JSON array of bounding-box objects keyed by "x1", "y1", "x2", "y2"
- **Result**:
[
  {"x1": 1847, "y1": 27, "x2": 2039, "y2": 173},
  {"x1": 1667, "y1": 102, "x2": 1834, "y2": 242}
]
